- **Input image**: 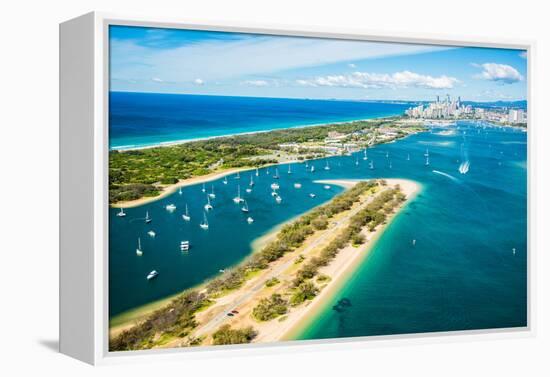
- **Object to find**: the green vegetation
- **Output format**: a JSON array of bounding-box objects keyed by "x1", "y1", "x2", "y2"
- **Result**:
[
  {"x1": 109, "y1": 117, "x2": 421, "y2": 204},
  {"x1": 212, "y1": 325, "x2": 257, "y2": 345},
  {"x1": 290, "y1": 281, "x2": 320, "y2": 306},
  {"x1": 252, "y1": 293, "x2": 289, "y2": 321},
  {"x1": 109, "y1": 291, "x2": 208, "y2": 351},
  {"x1": 265, "y1": 277, "x2": 280, "y2": 287}
]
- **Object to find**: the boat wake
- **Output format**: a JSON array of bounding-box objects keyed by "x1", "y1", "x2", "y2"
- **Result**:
[
  {"x1": 432, "y1": 170, "x2": 459, "y2": 182},
  {"x1": 458, "y1": 161, "x2": 470, "y2": 174}
]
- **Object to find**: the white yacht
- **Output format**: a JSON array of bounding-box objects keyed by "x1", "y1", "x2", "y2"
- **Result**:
[
  {"x1": 147, "y1": 270, "x2": 158, "y2": 280},
  {"x1": 116, "y1": 208, "x2": 126, "y2": 217},
  {"x1": 245, "y1": 187, "x2": 252, "y2": 193},
  {"x1": 235, "y1": 172, "x2": 240, "y2": 179},
  {"x1": 309, "y1": 193, "x2": 316, "y2": 198},
  {"x1": 199, "y1": 212, "x2": 209, "y2": 230},
  {"x1": 165, "y1": 204, "x2": 177, "y2": 212},
  {"x1": 270, "y1": 182, "x2": 280, "y2": 190},
  {"x1": 136, "y1": 238, "x2": 143, "y2": 256},
  {"x1": 204, "y1": 195, "x2": 213, "y2": 211},
  {"x1": 271, "y1": 190, "x2": 278, "y2": 197},
  {"x1": 145, "y1": 211, "x2": 152, "y2": 224},
  {"x1": 294, "y1": 183, "x2": 302, "y2": 189},
  {"x1": 147, "y1": 230, "x2": 156, "y2": 238},
  {"x1": 324, "y1": 185, "x2": 331, "y2": 190},
  {"x1": 247, "y1": 216, "x2": 254, "y2": 224},
  {"x1": 180, "y1": 240, "x2": 190, "y2": 252},
  {"x1": 208, "y1": 185, "x2": 216, "y2": 199},
  {"x1": 233, "y1": 186, "x2": 244, "y2": 203},
  {"x1": 182, "y1": 204, "x2": 191, "y2": 221},
  {"x1": 275, "y1": 195, "x2": 282, "y2": 204}
]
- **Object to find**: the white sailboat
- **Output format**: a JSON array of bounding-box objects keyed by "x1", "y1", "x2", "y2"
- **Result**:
[
  {"x1": 310, "y1": 165, "x2": 315, "y2": 173},
  {"x1": 182, "y1": 204, "x2": 191, "y2": 221},
  {"x1": 246, "y1": 187, "x2": 252, "y2": 193},
  {"x1": 369, "y1": 160, "x2": 374, "y2": 170},
  {"x1": 249, "y1": 175, "x2": 255, "y2": 187},
  {"x1": 407, "y1": 153, "x2": 410, "y2": 161},
  {"x1": 204, "y1": 195, "x2": 213, "y2": 211},
  {"x1": 145, "y1": 211, "x2": 152, "y2": 224},
  {"x1": 136, "y1": 238, "x2": 143, "y2": 256},
  {"x1": 270, "y1": 182, "x2": 280, "y2": 190},
  {"x1": 386, "y1": 151, "x2": 389, "y2": 158},
  {"x1": 116, "y1": 208, "x2": 126, "y2": 217},
  {"x1": 147, "y1": 270, "x2": 158, "y2": 280},
  {"x1": 199, "y1": 212, "x2": 209, "y2": 230},
  {"x1": 275, "y1": 195, "x2": 282, "y2": 204},
  {"x1": 424, "y1": 148, "x2": 430, "y2": 157},
  {"x1": 201, "y1": 183, "x2": 206, "y2": 193},
  {"x1": 178, "y1": 187, "x2": 182, "y2": 195},
  {"x1": 223, "y1": 176, "x2": 228, "y2": 185},
  {"x1": 241, "y1": 200, "x2": 249, "y2": 213},
  {"x1": 425, "y1": 156, "x2": 430, "y2": 166},
  {"x1": 208, "y1": 185, "x2": 216, "y2": 199},
  {"x1": 389, "y1": 161, "x2": 392, "y2": 169},
  {"x1": 287, "y1": 165, "x2": 292, "y2": 174},
  {"x1": 305, "y1": 161, "x2": 309, "y2": 169},
  {"x1": 235, "y1": 172, "x2": 240, "y2": 180},
  {"x1": 273, "y1": 168, "x2": 279, "y2": 179},
  {"x1": 247, "y1": 216, "x2": 254, "y2": 224},
  {"x1": 355, "y1": 158, "x2": 359, "y2": 166},
  {"x1": 363, "y1": 149, "x2": 368, "y2": 160},
  {"x1": 324, "y1": 160, "x2": 330, "y2": 170},
  {"x1": 233, "y1": 185, "x2": 244, "y2": 203},
  {"x1": 255, "y1": 167, "x2": 259, "y2": 177},
  {"x1": 309, "y1": 193, "x2": 316, "y2": 198},
  {"x1": 147, "y1": 230, "x2": 156, "y2": 237}
]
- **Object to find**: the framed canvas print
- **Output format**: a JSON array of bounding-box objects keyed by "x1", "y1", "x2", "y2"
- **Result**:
[{"x1": 60, "y1": 12, "x2": 533, "y2": 365}]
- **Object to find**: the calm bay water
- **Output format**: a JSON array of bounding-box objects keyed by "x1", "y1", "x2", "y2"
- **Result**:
[
  {"x1": 109, "y1": 113, "x2": 527, "y2": 337},
  {"x1": 109, "y1": 92, "x2": 410, "y2": 150}
]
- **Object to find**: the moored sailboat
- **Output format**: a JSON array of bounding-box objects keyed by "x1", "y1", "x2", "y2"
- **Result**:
[{"x1": 182, "y1": 204, "x2": 191, "y2": 221}]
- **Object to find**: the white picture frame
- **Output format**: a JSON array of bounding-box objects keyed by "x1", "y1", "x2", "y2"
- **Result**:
[{"x1": 60, "y1": 11, "x2": 535, "y2": 365}]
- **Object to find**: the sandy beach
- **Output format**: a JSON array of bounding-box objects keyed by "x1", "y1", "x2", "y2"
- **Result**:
[{"x1": 152, "y1": 178, "x2": 419, "y2": 348}]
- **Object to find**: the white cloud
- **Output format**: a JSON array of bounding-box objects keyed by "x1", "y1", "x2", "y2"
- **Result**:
[
  {"x1": 111, "y1": 37, "x2": 451, "y2": 84},
  {"x1": 242, "y1": 80, "x2": 269, "y2": 87},
  {"x1": 348, "y1": 63, "x2": 356, "y2": 68},
  {"x1": 519, "y1": 51, "x2": 527, "y2": 59},
  {"x1": 151, "y1": 77, "x2": 164, "y2": 83},
  {"x1": 296, "y1": 70, "x2": 459, "y2": 90},
  {"x1": 193, "y1": 78, "x2": 204, "y2": 85},
  {"x1": 474, "y1": 63, "x2": 523, "y2": 84}
]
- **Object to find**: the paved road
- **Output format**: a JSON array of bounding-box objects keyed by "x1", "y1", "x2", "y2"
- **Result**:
[{"x1": 193, "y1": 187, "x2": 386, "y2": 338}]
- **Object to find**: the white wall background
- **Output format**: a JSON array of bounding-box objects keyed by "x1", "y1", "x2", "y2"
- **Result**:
[{"x1": 0, "y1": 0, "x2": 548, "y2": 375}]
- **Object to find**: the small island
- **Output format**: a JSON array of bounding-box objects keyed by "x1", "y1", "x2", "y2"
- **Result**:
[{"x1": 110, "y1": 178, "x2": 419, "y2": 350}]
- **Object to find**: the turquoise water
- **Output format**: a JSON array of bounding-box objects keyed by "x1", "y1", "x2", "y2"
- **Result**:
[{"x1": 109, "y1": 121, "x2": 527, "y2": 338}]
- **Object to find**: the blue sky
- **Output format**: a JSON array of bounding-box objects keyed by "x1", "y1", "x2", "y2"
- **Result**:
[{"x1": 110, "y1": 25, "x2": 527, "y2": 102}]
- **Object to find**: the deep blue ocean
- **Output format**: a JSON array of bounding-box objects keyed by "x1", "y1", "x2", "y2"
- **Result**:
[
  {"x1": 109, "y1": 92, "x2": 410, "y2": 150},
  {"x1": 108, "y1": 94, "x2": 527, "y2": 339}
]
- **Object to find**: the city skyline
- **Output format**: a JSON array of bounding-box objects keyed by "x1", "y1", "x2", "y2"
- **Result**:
[{"x1": 110, "y1": 26, "x2": 528, "y2": 102}]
